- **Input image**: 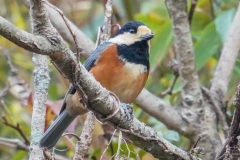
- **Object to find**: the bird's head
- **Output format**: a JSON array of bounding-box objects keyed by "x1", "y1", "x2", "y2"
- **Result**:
[{"x1": 109, "y1": 21, "x2": 154, "y2": 45}]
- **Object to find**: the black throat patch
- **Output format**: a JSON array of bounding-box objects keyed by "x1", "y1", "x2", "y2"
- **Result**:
[{"x1": 116, "y1": 41, "x2": 150, "y2": 69}]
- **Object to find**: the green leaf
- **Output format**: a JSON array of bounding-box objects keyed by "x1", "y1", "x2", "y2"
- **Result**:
[
  {"x1": 12, "y1": 151, "x2": 27, "y2": 160},
  {"x1": 149, "y1": 20, "x2": 173, "y2": 69},
  {"x1": 163, "y1": 130, "x2": 180, "y2": 141},
  {"x1": 138, "y1": 150, "x2": 147, "y2": 159},
  {"x1": 215, "y1": 8, "x2": 235, "y2": 43},
  {"x1": 191, "y1": 12, "x2": 212, "y2": 32},
  {"x1": 194, "y1": 22, "x2": 222, "y2": 70}
]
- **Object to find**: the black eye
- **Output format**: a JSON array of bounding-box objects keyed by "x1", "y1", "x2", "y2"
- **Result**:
[{"x1": 129, "y1": 29, "x2": 135, "y2": 34}]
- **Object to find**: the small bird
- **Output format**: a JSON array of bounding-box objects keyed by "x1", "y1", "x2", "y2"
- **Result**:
[{"x1": 39, "y1": 21, "x2": 154, "y2": 149}]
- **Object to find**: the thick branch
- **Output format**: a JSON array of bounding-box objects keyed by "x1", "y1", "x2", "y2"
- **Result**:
[
  {"x1": 136, "y1": 89, "x2": 186, "y2": 133},
  {"x1": 0, "y1": 17, "x2": 55, "y2": 54},
  {"x1": 210, "y1": 5, "x2": 240, "y2": 108},
  {"x1": 0, "y1": 16, "x2": 200, "y2": 160},
  {"x1": 73, "y1": 112, "x2": 95, "y2": 160},
  {"x1": 167, "y1": 0, "x2": 203, "y2": 105},
  {"x1": 28, "y1": 0, "x2": 51, "y2": 159},
  {"x1": 166, "y1": 0, "x2": 222, "y2": 159}
]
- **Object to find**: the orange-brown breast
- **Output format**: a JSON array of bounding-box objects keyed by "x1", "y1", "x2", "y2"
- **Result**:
[{"x1": 89, "y1": 44, "x2": 149, "y2": 103}]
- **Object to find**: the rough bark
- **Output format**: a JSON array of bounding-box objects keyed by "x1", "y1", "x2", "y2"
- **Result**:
[
  {"x1": 210, "y1": 4, "x2": 240, "y2": 109},
  {"x1": 166, "y1": 0, "x2": 222, "y2": 159},
  {"x1": 28, "y1": 0, "x2": 51, "y2": 159},
  {"x1": 73, "y1": 112, "x2": 95, "y2": 160}
]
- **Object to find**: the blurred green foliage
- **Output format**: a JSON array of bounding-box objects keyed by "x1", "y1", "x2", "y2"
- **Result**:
[{"x1": 0, "y1": 0, "x2": 239, "y2": 159}]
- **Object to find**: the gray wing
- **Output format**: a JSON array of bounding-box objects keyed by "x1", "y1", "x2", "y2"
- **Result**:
[
  {"x1": 83, "y1": 41, "x2": 112, "y2": 70},
  {"x1": 39, "y1": 42, "x2": 112, "y2": 149}
]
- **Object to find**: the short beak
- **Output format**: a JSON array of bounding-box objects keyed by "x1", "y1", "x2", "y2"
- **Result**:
[{"x1": 140, "y1": 33, "x2": 154, "y2": 41}]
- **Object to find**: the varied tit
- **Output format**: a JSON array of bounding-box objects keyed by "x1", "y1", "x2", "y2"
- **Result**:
[{"x1": 39, "y1": 21, "x2": 154, "y2": 149}]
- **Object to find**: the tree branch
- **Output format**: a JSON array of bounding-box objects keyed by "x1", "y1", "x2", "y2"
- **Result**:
[
  {"x1": 166, "y1": 0, "x2": 203, "y2": 107},
  {"x1": 0, "y1": 137, "x2": 28, "y2": 151},
  {"x1": 166, "y1": 0, "x2": 222, "y2": 159},
  {"x1": 136, "y1": 89, "x2": 185, "y2": 132},
  {"x1": 28, "y1": 0, "x2": 51, "y2": 159},
  {"x1": 216, "y1": 81, "x2": 240, "y2": 159},
  {"x1": 2, "y1": 117, "x2": 30, "y2": 145},
  {"x1": 100, "y1": 0, "x2": 113, "y2": 43},
  {"x1": 73, "y1": 112, "x2": 95, "y2": 160},
  {"x1": 0, "y1": 17, "x2": 56, "y2": 54},
  {"x1": 210, "y1": 4, "x2": 240, "y2": 109}
]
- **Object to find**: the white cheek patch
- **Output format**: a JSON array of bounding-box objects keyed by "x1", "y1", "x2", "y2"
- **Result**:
[
  {"x1": 109, "y1": 33, "x2": 140, "y2": 45},
  {"x1": 137, "y1": 26, "x2": 152, "y2": 35},
  {"x1": 124, "y1": 62, "x2": 147, "y2": 79}
]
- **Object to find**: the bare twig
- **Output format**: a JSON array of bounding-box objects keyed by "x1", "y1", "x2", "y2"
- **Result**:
[
  {"x1": 73, "y1": 112, "x2": 95, "y2": 160},
  {"x1": 201, "y1": 86, "x2": 229, "y2": 137},
  {"x1": 188, "y1": 0, "x2": 198, "y2": 25},
  {"x1": 216, "y1": 83, "x2": 240, "y2": 159},
  {"x1": 1, "y1": 49, "x2": 18, "y2": 74},
  {"x1": 2, "y1": 116, "x2": 30, "y2": 145},
  {"x1": 210, "y1": 4, "x2": 240, "y2": 110},
  {"x1": 190, "y1": 134, "x2": 205, "y2": 155},
  {"x1": 0, "y1": 48, "x2": 30, "y2": 105},
  {"x1": 193, "y1": 134, "x2": 204, "y2": 149},
  {"x1": 115, "y1": 131, "x2": 122, "y2": 159},
  {"x1": 0, "y1": 137, "x2": 28, "y2": 151},
  {"x1": 100, "y1": 0, "x2": 113, "y2": 43},
  {"x1": 160, "y1": 75, "x2": 178, "y2": 97},
  {"x1": 122, "y1": 138, "x2": 130, "y2": 159},
  {"x1": 100, "y1": 129, "x2": 117, "y2": 160},
  {"x1": 62, "y1": 133, "x2": 80, "y2": 141},
  {"x1": 160, "y1": 59, "x2": 179, "y2": 97},
  {"x1": 0, "y1": 86, "x2": 10, "y2": 98}
]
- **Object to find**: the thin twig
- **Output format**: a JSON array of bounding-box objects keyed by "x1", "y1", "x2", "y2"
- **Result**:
[
  {"x1": 62, "y1": 133, "x2": 80, "y2": 141},
  {"x1": 100, "y1": 129, "x2": 117, "y2": 160},
  {"x1": 160, "y1": 75, "x2": 178, "y2": 97},
  {"x1": 1, "y1": 48, "x2": 30, "y2": 105},
  {"x1": 188, "y1": 0, "x2": 198, "y2": 25},
  {"x1": 0, "y1": 137, "x2": 28, "y2": 151},
  {"x1": 1, "y1": 48, "x2": 18, "y2": 74},
  {"x1": 115, "y1": 131, "x2": 122, "y2": 159},
  {"x1": 42, "y1": 0, "x2": 81, "y2": 61},
  {"x1": 190, "y1": 134, "x2": 205, "y2": 156},
  {"x1": 73, "y1": 112, "x2": 95, "y2": 160},
  {"x1": 159, "y1": 59, "x2": 179, "y2": 97},
  {"x1": 193, "y1": 134, "x2": 205, "y2": 149},
  {"x1": 201, "y1": 86, "x2": 229, "y2": 137},
  {"x1": 122, "y1": 138, "x2": 130, "y2": 159},
  {"x1": 100, "y1": 0, "x2": 113, "y2": 43},
  {"x1": 0, "y1": 86, "x2": 10, "y2": 98},
  {"x1": 2, "y1": 116, "x2": 30, "y2": 145}
]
